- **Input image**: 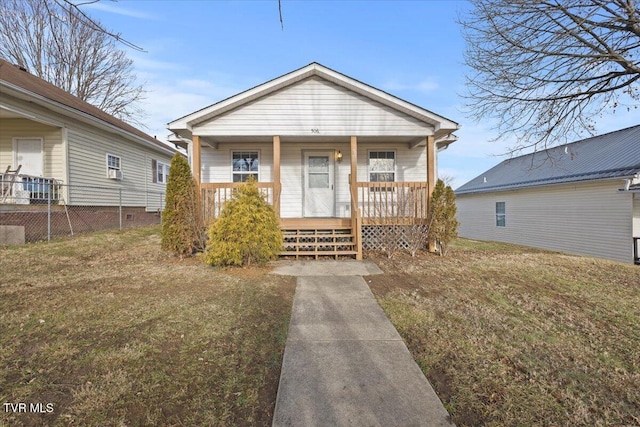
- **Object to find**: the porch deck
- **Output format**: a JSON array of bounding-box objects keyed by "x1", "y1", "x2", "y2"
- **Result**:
[
  {"x1": 201, "y1": 179, "x2": 432, "y2": 260},
  {"x1": 280, "y1": 217, "x2": 351, "y2": 229}
]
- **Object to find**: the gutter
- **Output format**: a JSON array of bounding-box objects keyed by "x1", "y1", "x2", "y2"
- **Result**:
[{"x1": 457, "y1": 170, "x2": 640, "y2": 195}]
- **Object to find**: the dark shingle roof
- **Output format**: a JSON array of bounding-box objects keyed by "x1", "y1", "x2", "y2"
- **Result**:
[
  {"x1": 0, "y1": 58, "x2": 173, "y2": 154},
  {"x1": 456, "y1": 125, "x2": 640, "y2": 194}
]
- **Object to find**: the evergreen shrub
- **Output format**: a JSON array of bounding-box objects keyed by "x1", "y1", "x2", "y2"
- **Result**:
[
  {"x1": 203, "y1": 178, "x2": 282, "y2": 266},
  {"x1": 428, "y1": 179, "x2": 459, "y2": 256},
  {"x1": 161, "y1": 153, "x2": 204, "y2": 257}
]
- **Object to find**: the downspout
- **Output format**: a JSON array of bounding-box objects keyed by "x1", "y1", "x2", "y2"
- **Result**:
[{"x1": 623, "y1": 173, "x2": 640, "y2": 191}]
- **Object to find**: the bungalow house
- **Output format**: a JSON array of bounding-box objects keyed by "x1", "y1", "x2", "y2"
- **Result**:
[
  {"x1": 168, "y1": 62, "x2": 459, "y2": 259},
  {"x1": 455, "y1": 125, "x2": 640, "y2": 265},
  {"x1": 0, "y1": 59, "x2": 177, "y2": 241}
]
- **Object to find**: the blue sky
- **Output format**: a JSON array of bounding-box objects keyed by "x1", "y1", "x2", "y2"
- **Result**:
[{"x1": 84, "y1": 0, "x2": 638, "y2": 188}]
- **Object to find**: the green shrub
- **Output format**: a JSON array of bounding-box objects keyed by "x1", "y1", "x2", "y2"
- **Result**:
[
  {"x1": 203, "y1": 178, "x2": 282, "y2": 266},
  {"x1": 428, "y1": 179, "x2": 459, "y2": 256},
  {"x1": 161, "y1": 153, "x2": 205, "y2": 257}
]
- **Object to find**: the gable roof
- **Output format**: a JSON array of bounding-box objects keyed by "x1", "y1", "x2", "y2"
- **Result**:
[
  {"x1": 0, "y1": 58, "x2": 175, "y2": 155},
  {"x1": 168, "y1": 62, "x2": 459, "y2": 146},
  {"x1": 456, "y1": 125, "x2": 640, "y2": 195}
]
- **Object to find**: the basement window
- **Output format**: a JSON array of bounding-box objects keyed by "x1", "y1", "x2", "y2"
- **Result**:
[{"x1": 496, "y1": 202, "x2": 506, "y2": 227}]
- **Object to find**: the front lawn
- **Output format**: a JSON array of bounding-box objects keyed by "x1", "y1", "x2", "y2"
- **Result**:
[
  {"x1": 368, "y1": 240, "x2": 640, "y2": 427},
  {"x1": 0, "y1": 226, "x2": 296, "y2": 426}
]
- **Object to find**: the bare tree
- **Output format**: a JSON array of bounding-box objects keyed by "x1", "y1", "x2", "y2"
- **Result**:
[
  {"x1": 461, "y1": 0, "x2": 640, "y2": 153},
  {"x1": 0, "y1": 0, "x2": 145, "y2": 124}
]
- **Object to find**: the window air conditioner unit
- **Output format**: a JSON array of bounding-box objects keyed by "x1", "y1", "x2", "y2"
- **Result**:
[{"x1": 108, "y1": 169, "x2": 123, "y2": 180}]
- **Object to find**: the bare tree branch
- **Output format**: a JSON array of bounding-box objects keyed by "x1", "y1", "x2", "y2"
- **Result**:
[
  {"x1": 460, "y1": 0, "x2": 640, "y2": 153},
  {"x1": 57, "y1": 0, "x2": 146, "y2": 52},
  {"x1": 0, "y1": 0, "x2": 146, "y2": 124}
]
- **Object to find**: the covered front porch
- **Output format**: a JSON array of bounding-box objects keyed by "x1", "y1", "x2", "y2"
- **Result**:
[
  {"x1": 167, "y1": 63, "x2": 459, "y2": 259},
  {"x1": 193, "y1": 135, "x2": 437, "y2": 260}
]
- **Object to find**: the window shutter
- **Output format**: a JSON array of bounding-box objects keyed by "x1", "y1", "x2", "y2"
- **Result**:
[{"x1": 151, "y1": 159, "x2": 157, "y2": 183}]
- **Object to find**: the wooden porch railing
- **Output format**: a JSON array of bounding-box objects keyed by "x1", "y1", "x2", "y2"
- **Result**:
[
  {"x1": 356, "y1": 181, "x2": 429, "y2": 225},
  {"x1": 201, "y1": 182, "x2": 275, "y2": 221}
]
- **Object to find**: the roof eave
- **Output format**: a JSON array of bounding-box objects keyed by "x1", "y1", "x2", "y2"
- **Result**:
[
  {"x1": 456, "y1": 171, "x2": 639, "y2": 195},
  {"x1": 2, "y1": 81, "x2": 175, "y2": 156}
]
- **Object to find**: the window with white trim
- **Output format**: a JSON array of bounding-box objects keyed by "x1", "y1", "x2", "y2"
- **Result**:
[
  {"x1": 369, "y1": 151, "x2": 396, "y2": 182},
  {"x1": 107, "y1": 153, "x2": 121, "y2": 177},
  {"x1": 232, "y1": 151, "x2": 259, "y2": 182},
  {"x1": 496, "y1": 202, "x2": 506, "y2": 227},
  {"x1": 156, "y1": 161, "x2": 170, "y2": 184},
  {"x1": 369, "y1": 151, "x2": 395, "y2": 191}
]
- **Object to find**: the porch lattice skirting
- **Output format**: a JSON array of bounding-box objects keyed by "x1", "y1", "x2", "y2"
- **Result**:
[
  {"x1": 279, "y1": 224, "x2": 429, "y2": 258},
  {"x1": 361, "y1": 225, "x2": 411, "y2": 251}
]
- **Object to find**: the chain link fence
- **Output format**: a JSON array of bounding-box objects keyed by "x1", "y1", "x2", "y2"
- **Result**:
[{"x1": 1, "y1": 179, "x2": 165, "y2": 244}]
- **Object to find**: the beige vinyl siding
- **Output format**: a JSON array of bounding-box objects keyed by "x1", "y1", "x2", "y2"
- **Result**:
[
  {"x1": 146, "y1": 157, "x2": 170, "y2": 211},
  {"x1": 67, "y1": 126, "x2": 172, "y2": 207},
  {"x1": 457, "y1": 180, "x2": 634, "y2": 264},
  {"x1": 0, "y1": 118, "x2": 64, "y2": 179},
  {"x1": 1, "y1": 90, "x2": 173, "y2": 209},
  {"x1": 195, "y1": 77, "x2": 433, "y2": 137}
]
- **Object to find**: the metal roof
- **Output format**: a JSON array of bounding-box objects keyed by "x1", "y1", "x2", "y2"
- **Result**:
[{"x1": 456, "y1": 125, "x2": 640, "y2": 195}]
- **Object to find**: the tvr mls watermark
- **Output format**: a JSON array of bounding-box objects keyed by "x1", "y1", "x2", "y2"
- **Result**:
[{"x1": 3, "y1": 402, "x2": 54, "y2": 414}]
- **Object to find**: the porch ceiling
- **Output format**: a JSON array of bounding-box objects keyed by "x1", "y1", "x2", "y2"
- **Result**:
[{"x1": 199, "y1": 135, "x2": 426, "y2": 145}]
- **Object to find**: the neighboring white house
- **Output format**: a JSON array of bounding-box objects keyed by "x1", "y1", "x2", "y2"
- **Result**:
[
  {"x1": 168, "y1": 62, "x2": 460, "y2": 258},
  {"x1": 0, "y1": 59, "x2": 178, "y2": 242},
  {"x1": 0, "y1": 58, "x2": 176, "y2": 209},
  {"x1": 456, "y1": 125, "x2": 640, "y2": 264}
]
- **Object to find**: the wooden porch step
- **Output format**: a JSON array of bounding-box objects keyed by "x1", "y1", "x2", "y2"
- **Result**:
[
  {"x1": 280, "y1": 225, "x2": 357, "y2": 260},
  {"x1": 284, "y1": 241, "x2": 356, "y2": 246},
  {"x1": 279, "y1": 250, "x2": 358, "y2": 260}
]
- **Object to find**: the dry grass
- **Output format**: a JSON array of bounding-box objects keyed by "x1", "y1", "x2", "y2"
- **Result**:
[
  {"x1": 0, "y1": 226, "x2": 296, "y2": 427},
  {"x1": 368, "y1": 240, "x2": 640, "y2": 427}
]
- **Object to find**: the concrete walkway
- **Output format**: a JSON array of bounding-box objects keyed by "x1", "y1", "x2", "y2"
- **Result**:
[{"x1": 271, "y1": 261, "x2": 453, "y2": 427}]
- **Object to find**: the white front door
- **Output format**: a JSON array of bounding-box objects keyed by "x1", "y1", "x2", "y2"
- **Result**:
[
  {"x1": 14, "y1": 138, "x2": 44, "y2": 176},
  {"x1": 304, "y1": 151, "x2": 335, "y2": 217}
]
